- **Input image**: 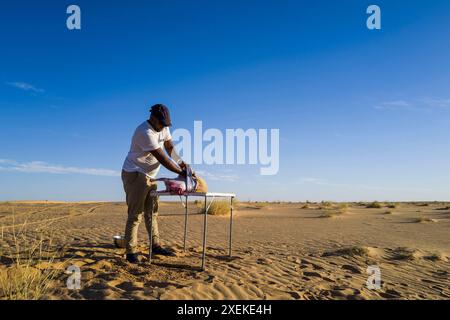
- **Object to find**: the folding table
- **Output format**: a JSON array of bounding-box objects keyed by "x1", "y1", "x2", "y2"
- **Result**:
[{"x1": 148, "y1": 192, "x2": 236, "y2": 271}]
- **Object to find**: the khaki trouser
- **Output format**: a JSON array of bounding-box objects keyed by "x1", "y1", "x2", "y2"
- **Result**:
[{"x1": 121, "y1": 170, "x2": 160, "y2": 254}]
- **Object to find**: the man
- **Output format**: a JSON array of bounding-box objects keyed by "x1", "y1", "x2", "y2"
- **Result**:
[{"x1": 122, "y1": 104, "x2": 185, "y2": 263}]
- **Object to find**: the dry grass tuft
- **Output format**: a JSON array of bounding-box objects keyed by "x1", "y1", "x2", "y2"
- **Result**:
[
  {"x1": 392, "y1": 247, "x2": 418, "y2": 261},
  {"x1": 199, "y1": 201, "x2": 231, "y2": 216},
  {"x1": 317, "y1": 201, "x2": 334, "y2": 210},
  {"x1": 366, "y1": 201, "x2": 383, "y2": 209},
  {"x1": 323, "y1": 246, "x2": 369, "y2": 257},
  {"x1": 424, "y1": 252, "x2": 447, "y2": 262},
  {"x1": 321, "y1": 201, "x2": 333, "y2": 207},
  {"x1": 319, "y1": 212, "x2": 335, "y2": 218},
  {"x1": 0, "y1": 218, "x2": 61, "y2": 300},
  {"x1": 412, "y1": 217, "x2": 434, "y2": 223},
  {"x1": 319, "y1": 206, "x2": 347, "y2": 218},
  {"x1": 415, "y1": 203, "x2": 429, "y2": 207}
]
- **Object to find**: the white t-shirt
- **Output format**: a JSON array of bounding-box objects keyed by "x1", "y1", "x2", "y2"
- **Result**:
[{"x1": 122, "y1": 121, "x2": 172, "y2": 178}]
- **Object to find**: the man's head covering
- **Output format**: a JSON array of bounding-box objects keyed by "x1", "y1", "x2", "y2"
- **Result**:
[{"x1": 150, "y1": 104, "x2": 172, "y2": 127}]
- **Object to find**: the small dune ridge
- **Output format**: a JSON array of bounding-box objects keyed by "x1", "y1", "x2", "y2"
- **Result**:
[
  {"x1": 322, "y1": 246, "x2": 379, "y2": 258},
  {"x1": 389, "y1": 247, "x2": 447, "y2": 262},
  {"x1": 316, "y1": 203, "x2": 349, "y2": 218},
  {"x1": 391, "y1": 247, "x2": 420, "y2": 261},
  {"x1": 411, "y1": 217, "x2": 438, "y2": 223}
]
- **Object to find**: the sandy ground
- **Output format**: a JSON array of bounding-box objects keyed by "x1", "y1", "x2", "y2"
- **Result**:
[{"x1": 0, "y1": 201, "x2": 449, "y2": 300}]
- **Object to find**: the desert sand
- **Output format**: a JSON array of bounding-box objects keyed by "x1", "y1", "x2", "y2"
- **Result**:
[{"x1": 0, "y1": 200, "x2": 449, "y2": 300}]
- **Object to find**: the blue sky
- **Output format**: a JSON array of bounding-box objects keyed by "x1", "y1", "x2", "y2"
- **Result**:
[{"x1": 1, "y1": 0, "x2": 449, "y2": 201}]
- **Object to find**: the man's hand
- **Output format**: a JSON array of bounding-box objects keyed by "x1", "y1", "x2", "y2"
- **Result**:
[
  {"x1": 150, "y1": 148, "x2": 184, "y2": 175},
  {"x1": 179, "y1": 161, "x2": 187, "y2": 170}
]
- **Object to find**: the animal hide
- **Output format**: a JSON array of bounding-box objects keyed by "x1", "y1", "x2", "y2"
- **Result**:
[{"x1": 154, "y1": 165, "x2": 208, "y2": 194}]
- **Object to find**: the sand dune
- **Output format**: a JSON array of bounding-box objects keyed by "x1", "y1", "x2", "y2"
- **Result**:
[{"x1": 0, "y1": 201, "x2": 449, "y2": 300}]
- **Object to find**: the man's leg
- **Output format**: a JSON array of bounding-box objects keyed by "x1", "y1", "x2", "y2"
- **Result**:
[
  {"x1": 122, "y1": 171, "x2": 149, "y2": 254},
  {"x1": 143, "y1": 181, "x2": 175, "y2": 256},
  {"x1": 143, "y1": 182, "x2": 160, "y2": 247}
]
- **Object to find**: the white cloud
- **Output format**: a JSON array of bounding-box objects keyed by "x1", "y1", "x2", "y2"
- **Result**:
[
  {"x1": 420, "y1": 98, "x2": 450, "y2": 109},
  {"x1": 375, "y1": 98, "x2": 450, "y2": 111},
  {"x1": 0, "y1": 159, "x2": 120, "y2": 177},
  {"x1": 374, "y1": 100, "x2": 411, "y2": 110},
  {"x1": 300, "y1": 177, "x2": 323, "y2": 183},
  {"x1": 5, "y1": 82, "x2": 44, "y2": 93},
  {"x1": 196, "y1": 170, "x2": 239, "y2": 182}
]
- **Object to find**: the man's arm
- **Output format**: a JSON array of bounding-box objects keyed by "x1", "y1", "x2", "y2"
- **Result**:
[
  {"x1": 164, "y1": 140, "x2": 185, "y2": 168},
  {"x1": 150, "y1": 147, "x2": 184, "y2": 175}
]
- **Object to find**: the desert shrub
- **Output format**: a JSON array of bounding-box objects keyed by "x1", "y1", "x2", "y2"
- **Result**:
[
  {"x1": 416, "y1": 203, "x2": 429, "y2": 207},
  {"x1": 320, "y1": 201, "x2": 333, "y2": 208},
  {"x1": 392, "y1": 247, "x2": 418, "y2": 261},
  {"x1": 320, "y1": 206, "x2": 347, "y2": 218},
  {"x1": 356, "y1": 202, "x2": 366, "y2": 207},
  {"x1": 424, "y1": 253, "x2": 446, "y2": 262},
  {"x1": 323, "y1": 246, "x2": 369, "y2": 257},
  {"x1": 254, "y1": 202, "x2": 268, "y2": 208},
  {"x1": 366, "y1": 201, "x2": 383, "y2": 209},
  {"x1": 199, "y1": 201, "x2": 230, "y2": 216}
]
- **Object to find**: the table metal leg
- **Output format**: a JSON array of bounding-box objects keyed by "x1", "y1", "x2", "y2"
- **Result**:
[
  {"x1": 183, "y1": 195, "x2": 188, "y2": 252},
  {"x1": 201, "y1": 195, "x2": 208, "y2": 271},
  {"x1": 229, "y1": 196, "x2": 233, "y2": 257},
  {"x1": 148, "y1": 211, "x2": 153, "y2": 264}
]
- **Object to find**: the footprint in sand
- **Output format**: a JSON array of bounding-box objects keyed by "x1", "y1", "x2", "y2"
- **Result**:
[
  {"x1": 116, "y1": 281, "x2": 145, "y2": 291},
  {"x1": 289, "y1": 291, "x2": 303, "y2": 299},
  {"x1": 330, "y1": 288, "x2": 357, "y2": 298},
  {"x1": 79, "y1": 288, "x2": 116, "y2": 300},
  {"x1": 421, "y1": 278, "x2": 440, "y2": 285},
  {"x1": 256, "y1": 258, "x2": 273, "y2": 265},
  {"x1": 379, "y1": 289, "x2": 402, "y2": 299},
  {"x1": 341, "y1": 264, "x2": 362, "y2": 274},
  {"x1": 228, "y1": 263, "x2": 242, "y2": 270},
  {"x1": 321, "y1": 276, "x2": 335, "y2": 283},
  {"x1": 302, "y1": 271, "x2": 323, "y2": 278}
]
